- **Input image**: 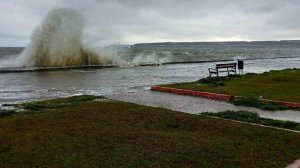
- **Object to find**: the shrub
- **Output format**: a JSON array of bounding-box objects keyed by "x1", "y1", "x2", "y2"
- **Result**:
[
  {"x1": 198, "y1": 77, "x2": 227, "y2": 87},
  {"x1": 231, "y1": 97, "x2": 288, "y2": 111},
  {"x1": 0, "y1": 110, "x2": 16, "y2": 117},
  {"x1": 10, "y1": 95, "x2": 100, "y2": 111}
]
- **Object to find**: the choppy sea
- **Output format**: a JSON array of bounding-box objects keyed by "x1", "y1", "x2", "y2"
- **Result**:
[{"x1": 0, "y1": 41, "x2": 299, "y2": 104}]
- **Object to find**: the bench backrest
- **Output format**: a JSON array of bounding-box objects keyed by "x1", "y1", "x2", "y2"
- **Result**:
[{"x1": 216, "y1": 63, "x2": 236, "y2": 69}]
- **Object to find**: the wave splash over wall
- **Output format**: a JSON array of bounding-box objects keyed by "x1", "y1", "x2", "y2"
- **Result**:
[{"x1": 1, "y1": 8, "x2": 118, "y2": 68}]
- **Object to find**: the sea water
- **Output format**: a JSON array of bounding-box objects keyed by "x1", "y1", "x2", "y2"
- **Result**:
[{"x1": 0, "y1": 41, "x2": 299, "y2": 104}]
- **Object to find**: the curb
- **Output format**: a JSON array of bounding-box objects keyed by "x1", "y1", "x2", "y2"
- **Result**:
[
  {"x1": 150, "y1": 86, "x2": 233, "y2": 102},
  {"x1": 200, "y1": 114, "x2": 300, "y2": 134},
  {"x1": 150, "y1": 86, "x2": 300, "y2": 108},
  {"x1": 261, "y1": 99, "x2": 300, "y2": 108}
]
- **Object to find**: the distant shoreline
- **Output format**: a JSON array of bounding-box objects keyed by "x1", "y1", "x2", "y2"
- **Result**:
[{"x1": 2, "y1": 39, "x2": 300, "y2": 48}]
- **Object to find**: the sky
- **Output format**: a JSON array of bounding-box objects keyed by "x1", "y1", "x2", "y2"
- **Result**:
[{"x1": 0, "y1": 0, "x2": 300, "y2": 47}]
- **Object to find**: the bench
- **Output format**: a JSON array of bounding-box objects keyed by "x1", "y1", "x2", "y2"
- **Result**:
[{"x1": 208, "y1": 63, "x2": 237, "y2": 77}]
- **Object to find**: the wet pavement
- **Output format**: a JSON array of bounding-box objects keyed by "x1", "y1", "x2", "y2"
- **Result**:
[{"x1": 106, "y1": 90, "x2": 300, "y2": 123}]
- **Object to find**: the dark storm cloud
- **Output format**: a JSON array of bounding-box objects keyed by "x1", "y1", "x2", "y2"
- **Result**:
[{"x1": 1, "y1": 0, "x2": 300, "y2": 46}]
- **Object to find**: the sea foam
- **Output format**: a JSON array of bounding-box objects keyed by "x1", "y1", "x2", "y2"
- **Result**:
[{"x1": 0, "y1": 8, "x2": 117, "y2": 68}]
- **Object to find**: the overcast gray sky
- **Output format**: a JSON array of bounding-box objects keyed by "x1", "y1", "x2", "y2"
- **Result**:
[{"x1": 1, "y1": 0, "x2": 300, "y2": 47}]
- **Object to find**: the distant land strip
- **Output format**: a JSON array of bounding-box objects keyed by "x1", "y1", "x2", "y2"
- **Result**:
[{"x1": 0, "y1": 65, "x2": 117, "y2": 73}]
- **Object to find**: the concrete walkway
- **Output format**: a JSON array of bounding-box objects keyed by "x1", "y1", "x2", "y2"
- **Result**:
[{"x1": 106, "y1": 90, "x2": 300, "y2": 123}]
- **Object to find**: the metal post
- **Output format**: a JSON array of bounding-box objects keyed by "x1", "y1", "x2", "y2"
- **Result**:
[{"x1": 238, "y1": 59, "x2": 244, "y2": 75}]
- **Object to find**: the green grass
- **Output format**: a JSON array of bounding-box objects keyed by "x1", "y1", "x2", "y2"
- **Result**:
[
  {"x1": 163, "y1": 68, "x2": 300, "y2": 102},
  {"x1": 0, "y1": 96, "x2": 300, "y2": 167},
  {"x1": 0, "y1": 110, "x2": 16, "y2": 117},
  {"x1": 3, "y1": 95, "x2": 99, "y2": 112},
  {"x1": 202, "y1": 111, "x2": 300, "y2": 131},
  {"x1": 231, "y1": 97, "x2": 289, "y2": 111}
]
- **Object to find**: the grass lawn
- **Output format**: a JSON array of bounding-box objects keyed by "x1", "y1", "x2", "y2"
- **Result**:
[
  {"x1": 162, "y1": 68, "x2": 300, "y2": 102},
  {"x1": 0, "y1": 96, "x2": 300, "y2": 167}
]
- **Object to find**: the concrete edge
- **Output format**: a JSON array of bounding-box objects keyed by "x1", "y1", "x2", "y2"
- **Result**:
[
  {"x1": 261, "y1": 98, "x2": 300, "y2": 108},
  {"x1": 150, "y1": 85, "x2": 300, "y2": 108},
  {"x1": 151, "y1": 85, "x2": 233, "y2": 102}
]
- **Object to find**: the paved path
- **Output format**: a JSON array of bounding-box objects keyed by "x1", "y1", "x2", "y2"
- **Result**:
[
  {"x1": 106, "y1": 90, "x2": 300, "y2": 123},
  {"x1": 285, "y1": 158, "x2": 300, "y2": 168}
]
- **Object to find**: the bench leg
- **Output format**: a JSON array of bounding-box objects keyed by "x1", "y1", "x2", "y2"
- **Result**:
[{"x1": 235, "y1": 67, "x2": 237, "y2": 75}]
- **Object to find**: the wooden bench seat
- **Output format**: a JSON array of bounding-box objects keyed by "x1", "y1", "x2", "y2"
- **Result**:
[{"x1": 208, "y1": 63, "x2": 237, "y2": 77}]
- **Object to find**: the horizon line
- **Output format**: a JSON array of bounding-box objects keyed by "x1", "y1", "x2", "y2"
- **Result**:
[{"x1": 2, "y1": 39, "x2": 300, "y2": 48}]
